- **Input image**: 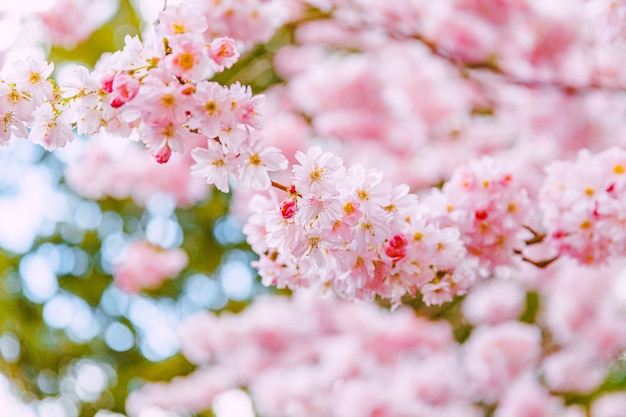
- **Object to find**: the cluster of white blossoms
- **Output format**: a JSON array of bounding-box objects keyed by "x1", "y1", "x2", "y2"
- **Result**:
[
  {"x1": 243, "y1": 146, "x2": 477, "y2": 307},
  {"x1": 1, "y1": 4, "x2": 287, "y2": 195}
]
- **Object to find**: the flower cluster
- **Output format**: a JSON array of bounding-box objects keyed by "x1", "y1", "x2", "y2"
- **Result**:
[
  {"x1": 539, "y1": 147, "x2": 626, "y2": 264},
  {"x1": 244, "y1": 146, "x2": 476, "y2": 306},
  {"x1": 0, "y1": 57, "x2": 70, "y2": 150},
  {"x1": 76, "y1": 4, "x2": 253, "y2": 163},
  {"x1": 425, "y1": 157, "x2": 532, "y2": 267},
  {"x1": 2, "y1": 3, "x2": 284, "y2": 187},
  {"x1": 125, "y1": 264, "x2": 626, "y2": 417}
]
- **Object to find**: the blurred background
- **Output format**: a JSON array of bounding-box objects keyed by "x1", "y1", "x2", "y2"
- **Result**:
[{"x1": 0, "y1": 1, "x2": 270, "y2": 415}]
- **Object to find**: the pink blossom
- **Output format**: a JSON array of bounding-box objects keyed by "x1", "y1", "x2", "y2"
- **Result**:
[
  {"x1": 385, "y1": 234, "x2": 408, "y2": 261},
  {"x1": 541, "y1": 345, "x2": 607, "y2": 393},
  {"x1": 64, "y1": 133, "x2": 209, "y2": 207},
  {"x1": 113, "y1": 241, "x2": 188, "y2": 294},
  {"x1": 8, "y1": 57, "x2": 54, "y2": 105},
  {"x1": 292, "y1": 146, "x2": 346, "y2": 196},
  {"x1": 239, "y1": 144, "x2": 288, "y2": 190},
  {"x1": 462, "y1": 279, "x2": 526, "y2": 326},
  {"x1": 229, "y1": 82, "x2": 265, "y2": 129},
  {"x1": 164, "y1": 34, "x2": 211, "y2": 81},
  {"x1": 540, "y1": 148, "x2": 626, "y2": 264},
  {"x1": 156, "y1": 4, "x2": 208, "y2": 37},
  {"x1": 37, "y1": 0, "x2": 110, "y2": 48},
  {"x1": 109, "y1": 72, "x2": 140, "y2": 108},
  {"x1": 28, "y1": 103, "x2": 74, "y2": 151},
  {"x1": 207, "y1": 37, "x2": 240, "y2": 72},
  {"x1": 134, "y1": 77, "x2": 191, "y2": 125},
  {"x1": 190, "y1": 138, "x2": 237, "y2": 193},
  {"x1": 188, "y1": 81, "x2": 232, "y2": 138},
  {"x1": 493, "y1": 374, "x2": 565, "y2": 417},
  {"x1": 426, "y1": 156, "x2": 532, "y2": 267},
  {"x1": 591, "y1": 393, "x2": 626, "y2": 417},
  {"x1": 463, "y1": 322, "x2": 542, "y2": 403}
]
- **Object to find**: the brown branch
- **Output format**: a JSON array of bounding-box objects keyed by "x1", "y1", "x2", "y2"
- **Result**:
[
  {"x1": 271, "y1": 181, "x2": 290, "y2": 193},
  {"x1": 523, "y1": 225, "x2": 546, "y2": 246},
  {"x1": 513, "y1": 249, "x2": 559, "y2": 268},
  {"x1": 406, "y1": 33, "x2": 626, "y2": 95}
]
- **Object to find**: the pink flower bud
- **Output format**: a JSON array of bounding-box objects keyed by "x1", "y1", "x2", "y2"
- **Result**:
[
  {"x1": 101, "y1": 73, "x2": 114, "y2": 93},
  {"x1": 154, "y1": 144, "x2": 172, "y2": 164},
  {"x1": 475, "y1": 209, "x2": 488, "y2": 220},
  {"x1": 385, "y1": 234, "x2": 407, "y2": 261},
  {"x1": 280, "y1": 199, "x2": 297, "y2": 219},
  {"x1": 109, "y1": 72, "x2": 140, "y2": 108}
]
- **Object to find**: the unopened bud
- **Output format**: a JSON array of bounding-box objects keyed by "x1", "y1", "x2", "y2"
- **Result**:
[{"x1": 280, "y1": 199, "x2": 297, "y2": 219}]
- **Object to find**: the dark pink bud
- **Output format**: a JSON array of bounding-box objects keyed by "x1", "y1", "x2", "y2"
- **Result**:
[
  {"x1": 154, "y1": 144, "x2": 172, "y2": 164},
  {"x1": 109, "y1": 73, "x2": 140, "y2": 108},
  {"x1": 280, "y1": 199, "x2": 297, "y2": 219},
  {"x1": 101, "y1": 74, "x2": 114, "y2": 93},
  {"x1": 552, "y1": 230, "x2": 564, "y2": 239},
  {"x1": 385, "y1": 234, "x2": 407, "y2": 261},
  {"x1": 475, "y1": 210, "x2": 488, "y2": 220}
]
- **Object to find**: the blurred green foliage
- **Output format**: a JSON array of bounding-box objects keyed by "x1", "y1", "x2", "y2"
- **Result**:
[{"x1": 48, "y1": 0, "x2": 141, "y2": 69}]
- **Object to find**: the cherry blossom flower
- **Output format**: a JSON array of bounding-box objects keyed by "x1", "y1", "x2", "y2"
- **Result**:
[
  {"x1": 292, "y1": 146, "x2": 346, "y2": 196},
  {"x1": 113, "y1": 241, "x2": 188, "y2": 293},
  {"x1": 207, "y1": 37, "x2": 240, "y2": 72},
  {"x1": 164, "y1": 34, "x2": 211, "y2": 81},
  {"x1": 156, "y1": 4, "x2": 208, "y2": 37},
  {"x1": 28, "y1": 103, "x2": 74, "y2": 151},
  {"x1": 239, "y1": 144, "x2": 288, "y2": 190},
  {"x1": 7, "y1": 57, "x2": 54, "y2": 105},
  {"x1": 191, "y1": 139, "x2": 237, "y2": 193}
]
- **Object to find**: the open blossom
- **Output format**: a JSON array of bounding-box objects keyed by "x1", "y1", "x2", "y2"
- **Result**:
[
  {"x1": 191, "y1": 138, "x2": 237, "y2": 193},
  {"x1": 292, "y1": 146, "x2": 346, "y2": 196},
  {"x1": 239, "y1": 144, "x2": 288, "y2": 190},
  {"x1": 28, "y1": 103, "x2": 74, "y2": 151},
  {"x1": 7, "y1": 58, "x2": 54, "y2": 106},
  {"x1": 188, "y1": 81, "x2": 232, "y2": 137},
  {"x1": 229, "y1": 82, "x2": 265, "y2": 129},
  {"x1": 113, "y1": 241, "x2": 188, "y2": 293},
  {"x1": 208, "y1": 37, "x2": 240, "y2": 72},
  {"x1": 156, "y1": 4, "x2": 208, "y2": 36},
  {"x1": 59, "y1": 65, "x2": 104, "y2": 135},
  {"x1": 140, "y1": 119, "x2": 199, "y2": 160},
  {"x1": 164, "y1": 34, "x2": 212, "y2": 80},
  {"x1": 135, "y1": 78, "x2": 191, "y2": 125}
]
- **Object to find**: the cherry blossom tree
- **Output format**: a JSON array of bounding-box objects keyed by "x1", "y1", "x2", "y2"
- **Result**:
[{"x1": 1, "y1": 0, "x2": 626, "y2": 416}]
